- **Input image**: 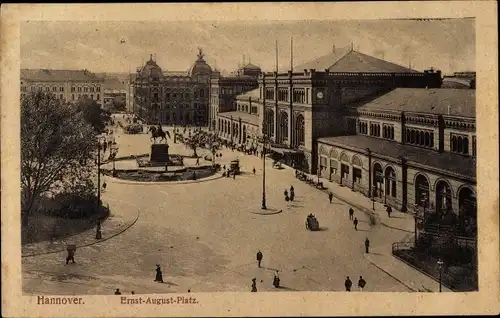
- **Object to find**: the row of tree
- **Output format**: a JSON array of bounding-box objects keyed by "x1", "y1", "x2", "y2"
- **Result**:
[{"x1": 21, "y1": 92, "x2": 111, "y2": 225}]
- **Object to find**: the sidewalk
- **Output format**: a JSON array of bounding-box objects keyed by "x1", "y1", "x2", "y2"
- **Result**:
[
  {"x1": 298, "y1": 173, "x2": 452, "y2": 292},
  {"x1": 22, "y1": 200, "x2": 140, "y2": 257}
]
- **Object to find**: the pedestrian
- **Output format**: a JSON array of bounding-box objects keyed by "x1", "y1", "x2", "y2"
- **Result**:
[
  {"x1": 253, "y1": 167, "x2": 256, "y2": 175},
  {"x1": 251, "y1": 278, "x2": 257, "y2": 292},
  {"x1": 349, "y1": 207, "x2": 354, "y2": 220},
  {"x1": 95, "y1": 223, "x2": 102, "y2": 240},
  {"x1": 223, "y1": 165, "x2": 226, "y2": 171},
  {"x1": 358, "y1": 276, "x2": 366, "y2": 291},
  {"x1": 154, "y1": 264, "x2": 163, "y2": 283},
  {"x1": 196, "y1": 157, "x2": 200, "y2": 165},
  {"x1": 386, "y1": 205, "x2": 392, "y2": 218},
  {"x1": 131, "y1": 291, "x2": 135, "y2": 295},
  {"x1": 328, "y1": 192, "x2": 333, "y2": 203},
  {"x1": 344, "y1": 276, "x2": 352, "y2": 292},
  {"x1": 233, "y1": 171, "x2": 236, "y2": 179},
  {"x1": 290, "y1": 192, "x2": 295, "y2": 202},
  {"x1": 256, "y1": 250, "x2": 263, "y2": 268},
  {"x1": 114, "y1": 288, "x2": 121, "y2": 295},
  {"x1": 65, "y1": 245, "x2": 76, "y2": 264},
  {"x1": 273, "y1": 270, "x2": 280, "y2": 288},
  {"x1": 102, "y1": 182, "x2": 107, "y2": 192},
  {"x1": 290, "y1": 185, "x2": 294, "y2": 194},
  {"x1": 284, "y1": 189, "x2": 288, "y2": 197},
  {"x1": 353, "y1": 217, "x2": 359, "y2": 231},
  {"x1": 365, "y1": 237, "x2": 370, "y2": 253}
]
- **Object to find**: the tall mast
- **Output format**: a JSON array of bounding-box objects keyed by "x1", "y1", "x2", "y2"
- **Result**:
[
  {"x1": 275, "y1": 39, "x2": 279, "y2": 73},
  {"x1": 290, "y1": 36, "x2": 293, "y2": 72}
]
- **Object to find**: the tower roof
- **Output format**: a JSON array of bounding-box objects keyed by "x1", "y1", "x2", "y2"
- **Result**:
[
  {"x1": 139, "y1": 54, "x2": 163, "y2": 77},
  {"x1": 189, "y1": 48, "x2": 212, "y2": 76}
]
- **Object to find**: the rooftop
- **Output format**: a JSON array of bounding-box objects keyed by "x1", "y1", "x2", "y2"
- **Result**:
[
  {"x1": 353, "y1": 88, "x2": 476, "y2": 118},
  {"x1": 318, "y1": 135, "x2": 475, "y2": 179},
  {"x1": 236, "y1": 88, "x2": 260, "y2": 101},
  {"x1": 21, "y1": 69, "x2": 104, "y2": 82},
  {"x1": 295, "y1": 46, "x2": 419, "y2": 73},
  {"x1": 218, "y1": 111, "x2": 259, "y2": 126}
]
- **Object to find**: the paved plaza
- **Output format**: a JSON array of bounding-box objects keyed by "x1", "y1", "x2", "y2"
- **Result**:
[{"x1": 22, "y1": 115, "x2": 446, "y2": 294}]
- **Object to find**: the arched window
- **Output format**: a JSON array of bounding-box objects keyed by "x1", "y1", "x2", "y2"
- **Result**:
[
  {"x1": 457, "y1": 136, "x2": 463, "y2": 153},
  {"x1": 424, "y1": 132, "x2": 430, "y2": 146},
  {"x1": 416, "y1": 130, "x2": 420, "y2": 144},
  {"x1": 406, "y1": 129, "x2": 411, "y2": 142},
  {"x1": 351, "y1": 155, "x2": 362, "y2": 167},
  {"x1": 383, "y1": 126, "x2": 387, "y2": 138},
  {"x1": 410, "y1": 130, "x2": 415, "y2": 144},
  {"x1": 435, "y1": 180, "x2": 452, "y2": 212},
  {"x1": 329, "y1": 149, "x2": 338, "y2": 159},
  {"x1": 390, "y1": 127, "x2": 394, "y2": 140},
  {"x1": 385, "y1": 166, "x2": 397, "y2": 198},
  {"x1": 415, "y1": 174, "x2": 430, "y2": 207},
  {"x1": 430, "y1": 133, "x2": 434, "y2": 147},
  {"x1": 419, "y1": 131, "x2": 425, "y2": 146},
  {"x1": 295, "y1": 114, "x2": 305, "y2": 146},
  {"x1": 279, "y1": 111, "x2": 289, "y2": 142},
  {"x1": 264, "y1": 109, "x2": 275, "y2": 138}
]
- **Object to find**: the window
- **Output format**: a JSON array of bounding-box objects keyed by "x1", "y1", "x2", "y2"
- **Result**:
[
  {"x1": 71, "y1": 87, "x2": 75, "y2": 92},
  {"x1": 369, "y1": 122, "x2": 380, "y2": 137},
  {"x1": 278, "y1": 88, "x2": 289, "y2": 102},
  {"x1": 265, "y1": 88, "x2": 275, "y2": 100},
  {"x1": 84, "y1": 87, "x2": 88, "y2": 92},
  {"x1": 199, "y1": 90, "x2": 204, "y2": 98},
  {"x1": 166, "y1": 93, "x2": 170, "y2": 99},
  {"x1": 406, "y1": 127, "x2": 434, "y2": 148},
  {"x1": 90, "y1": 94, "x2": 94, "y2": 100},
  {"x1": 383, "y1": 125, "x2": 395, "y2": 140},
  {"x1": 358, "y1": 121, "x2": 368, "y2": 135},
  {"x1": 97, "y1": 94, "x2": 100, "y2": 100},
  {"x1": 72, "y1": 94, "x2": 75, "y2": 100},
  {"x1": 96, "y1": 86, "x2": 101, "y2": 92},
  {"x1": 45, "y1": 87, "x2": 50, "y2": 92},
  {"x1": 90, "y1": 87, "x2": 94, "y2": 92},
  {"x1": 173, "y1": 93, "x2": 177, "y2": 98},
  {"x1": 292, "y1": 88, "x2": 306, "y2": 103},
  {"x1": 52, "y1": 86, "x2": 57, "y2": 92},
  {"x1": 450, "y1": 133, "x2": 469, "y2": 155},
  {"x1": 78, "y1": 87, "x2": 82, "y2": 92},
  {"x1": 31, "y1": 86, "x2": 35, "y2": 92},
  {"x1": 60, "y1": 87, "x2": 64, "y2": 92}
]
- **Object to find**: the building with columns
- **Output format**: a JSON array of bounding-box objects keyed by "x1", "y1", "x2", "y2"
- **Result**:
[
  {"x1": 317, "y1": 88, "x2": 475, "y2": 224},
  {"x1": 132, "y1": 50, "x2": 212, "y2": 125},
  {"x1": 20, "y1": 69, "x2": 105, "y2": 106}
]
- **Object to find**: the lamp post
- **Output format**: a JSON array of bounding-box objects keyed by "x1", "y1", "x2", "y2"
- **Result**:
[
  {"x1": 96, "y1": 136, "x2": 105, "y2": 214},
  {"x1": 437, "y1": 259, "x2": 444, "y2": 292},
  {"x1": 259, "y1": 130, "x2": 268, "y2": 210},
  {"x1": 366, "y1": 147, "x2": 372, "y2": 199}
]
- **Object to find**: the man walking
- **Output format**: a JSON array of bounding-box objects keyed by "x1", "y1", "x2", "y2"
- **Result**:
[
  {"x1": 353, "y1": 217, "x2": 359, "y2": 231},
  {"x1": 344, "y1": 276, "x2": 352, "y2": 292},
  {"x1": 253, "y1": 167, "x2": 256, "y2": 175},
  {"x1": 251, "y1": 278, "x2": 257, "y2": 292},
  {"x1": 256, "y1": 250, "x2": 263, "y2": 268},
  {"x1": 349, "y1": 207, "x2": 354, "y2": 220},
  {"x1": 365, "y1": 237, "x2": 370, "y2": 253},
  {"x1": 358, "y1": 276, "x2": 366, "y2": 291},
  {"x1": 328, "y1": 192, "x2": 333, "y2": 203},
  {"x1": 386, "y1": 205, "x2": 392, "y2": 218},
  {"x1": 65, "y1": 245, "x2": 76, "y2": 265}
]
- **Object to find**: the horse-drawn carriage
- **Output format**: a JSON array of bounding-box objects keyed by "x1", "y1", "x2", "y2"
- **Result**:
[
  {"x1": 229, "y1": 159, "x2": 240, "y2": 174},
  {"x1": 123, "y1": 124, "x2": 143, "y2": 134},
  {"x1": 305, "y1": 214, "x2": 320, "y2": 231}
]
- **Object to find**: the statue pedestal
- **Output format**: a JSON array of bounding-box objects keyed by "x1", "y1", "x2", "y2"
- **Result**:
[{"x1": 150, "y1": 144, "x2": 170, "y2": 163}]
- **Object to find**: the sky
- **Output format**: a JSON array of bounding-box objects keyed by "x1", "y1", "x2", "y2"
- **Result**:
[{"x1": 21, "y1": 19, "x2": 475, "y2": 76}]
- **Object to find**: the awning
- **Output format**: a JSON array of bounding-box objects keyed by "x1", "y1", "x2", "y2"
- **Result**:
[{"x1": 269, "y1": 147, "x2": 304, "y2": 155}]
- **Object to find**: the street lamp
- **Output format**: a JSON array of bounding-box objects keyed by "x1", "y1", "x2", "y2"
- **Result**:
[
  {"x1": 258, "y1": 130, "x2": 268, "y2": 210},
  {"x1": 437, "y1": 259, "x2": 444, "y2": 292},
  {"x1": 96, "y1": 136, "x2": 106, "y2": 214}
]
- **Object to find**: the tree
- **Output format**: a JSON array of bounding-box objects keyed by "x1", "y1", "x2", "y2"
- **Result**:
[
  {"x1": 75, "y1": 97, "x2": 111, "y2": 133},
  {"x1": 21, "y1": 92, "x2": 98, "y2": 224},
  {"x1": 184, "y1": 131, "x2": 203, "y2": 157}
]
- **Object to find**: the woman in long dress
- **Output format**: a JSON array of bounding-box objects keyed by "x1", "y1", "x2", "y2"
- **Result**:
[{"x1": 155, "y1": 264, "x2": 163, "y2": 283}]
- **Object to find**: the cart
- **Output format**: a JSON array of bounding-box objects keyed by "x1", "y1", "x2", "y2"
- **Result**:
[{"x1": 305, "y1": 214, "x2": 320, "y2": 231}]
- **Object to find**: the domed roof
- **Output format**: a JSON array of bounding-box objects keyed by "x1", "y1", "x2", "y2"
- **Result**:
[
  {"x1": 140, "y1": 55, "x2": 163, "y2": 78},
  {"x1": 189, "y1": 48, "x2": 212, "y2": 76}
]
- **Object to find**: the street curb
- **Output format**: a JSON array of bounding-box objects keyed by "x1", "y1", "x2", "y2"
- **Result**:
[
  {"x1": 103, "y1": 173, "x2": 224, "y2": 186},
  {"x1": 250, "y1": 209, "x2": 283, "y2": 216},
  {"x1": 363, "y1": 253, "x2": 417, "y2": 292},
  {"x1": 380, "y1": 222, "x2": 414, "y2": 234},
  {"x1": 22, "y1": 210, "x2": 140, "y2": 258}
]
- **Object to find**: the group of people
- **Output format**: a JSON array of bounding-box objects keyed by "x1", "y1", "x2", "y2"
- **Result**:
[
  {"x1": 252, "y1": 251, "x2": 281, "y2": 292},
  {"x1": 284, "y1": 186, "x2": 295, "y2": 202},
  {"x1": 344, "y1": 276, "x2": 367, "y2": 292}
]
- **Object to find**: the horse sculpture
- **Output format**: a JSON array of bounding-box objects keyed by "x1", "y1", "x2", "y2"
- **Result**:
[{"x1": 149, "y1": 126, "x2": 167, "y2": 144}]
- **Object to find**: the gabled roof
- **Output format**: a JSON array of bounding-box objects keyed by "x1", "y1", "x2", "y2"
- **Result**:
[
  {"x1": 355, "y1": 88, "x2": 475, "y2": 118},
  {"x1": 21, "y1": 69, "x2": 104, "y2": 82},
  {"x1": 295, "y1": 47, "x2": 418, "y2": 73}
]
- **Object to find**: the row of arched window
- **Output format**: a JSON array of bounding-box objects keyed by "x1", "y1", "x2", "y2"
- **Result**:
[
  {"x1": 451, "y1": 134, "x2": 469, "y2": 154},
  {"x1": 406, "y1": 128, "x2": 434, "y2": 148},
  {"x1": 370, "y1": 123, "x2": 381, "y2": 137},
  {"x1": 383, "y1": 125, "x2": 395, "y2": 140},
  {"x1": 359, "y1": 121, "x2": 368, "y2": 135}
]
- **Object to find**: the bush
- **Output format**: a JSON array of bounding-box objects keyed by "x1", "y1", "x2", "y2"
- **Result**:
[{"x1": 43, "y1": 192, "x2": 108, "y2": 219}]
